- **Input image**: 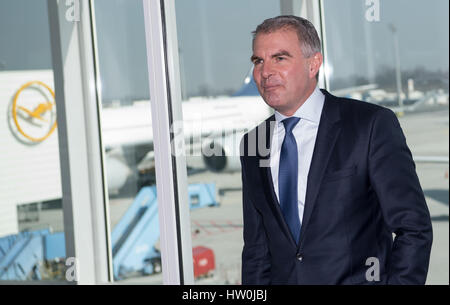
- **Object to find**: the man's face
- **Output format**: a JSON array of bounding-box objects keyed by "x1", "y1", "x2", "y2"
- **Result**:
[{"x1": 252, "y1": 29, "x2": 322, "y2": 116}]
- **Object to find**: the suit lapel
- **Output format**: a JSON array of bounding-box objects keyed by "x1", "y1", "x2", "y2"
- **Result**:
[
  {"x1": 298, "y1": 90, "x2": 342, "y2": 248},
  {"x1": 257, "y1": 115, "x2": 299, "y2": 246}
]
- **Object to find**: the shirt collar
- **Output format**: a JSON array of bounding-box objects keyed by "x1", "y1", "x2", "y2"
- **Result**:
[{"x1": 274, "y1": 86, "x2": 324, "y2": 125}]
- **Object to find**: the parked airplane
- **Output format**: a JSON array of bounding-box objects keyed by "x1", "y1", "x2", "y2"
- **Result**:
[
  {"x1": 102, "y1": 75, "x2": 271, "y2": 194},
  {"x1": 87, "y1": 72, "x2": 450, "y2": 194}
]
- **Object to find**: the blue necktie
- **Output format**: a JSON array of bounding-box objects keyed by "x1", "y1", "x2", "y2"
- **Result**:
[{"x1": 279, "y1": 117, "x2": 301, "y2": 244}]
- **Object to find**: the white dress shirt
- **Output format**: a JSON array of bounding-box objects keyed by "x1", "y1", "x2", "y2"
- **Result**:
[{"x1": 270, "y1": 86, "x2": 325, "y2": 224}]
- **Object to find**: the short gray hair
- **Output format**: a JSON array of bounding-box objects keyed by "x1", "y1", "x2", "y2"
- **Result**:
[{"x1": 252, "y1": 15, "x2": 321, "y2": 58}]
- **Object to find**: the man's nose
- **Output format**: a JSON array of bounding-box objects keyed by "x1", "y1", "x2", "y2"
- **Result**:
[{"x1": 261, "y1": 62, "x2": 274, "y2": 79}]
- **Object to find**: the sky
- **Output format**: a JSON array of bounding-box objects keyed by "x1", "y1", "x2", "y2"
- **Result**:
[
  {"x1": 0, "y1": 0, "x2": 448, "y2": 101},
  {"x1": 323, "y1": 0, "x2": 449, "y2": 83}
]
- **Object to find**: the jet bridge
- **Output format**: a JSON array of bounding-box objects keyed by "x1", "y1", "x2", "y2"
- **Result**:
[
  {"x1": 0, "y1": 229, "x2": 50, "y2": 280},
  {"x1": 112, "y1": 183, "x2": 218, "y2": 279}
]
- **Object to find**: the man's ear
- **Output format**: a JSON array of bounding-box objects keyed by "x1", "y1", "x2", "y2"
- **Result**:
[{"x1": 309, "y1": 52, "x2": 323, "y2": 79}]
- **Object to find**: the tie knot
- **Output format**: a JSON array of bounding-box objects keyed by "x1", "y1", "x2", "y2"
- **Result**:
[{"x1": 282, "y1": 117, "x2": 300, "y2": 134}]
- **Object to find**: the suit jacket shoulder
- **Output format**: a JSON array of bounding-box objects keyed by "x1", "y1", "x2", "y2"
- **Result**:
[{"x1": 320, "y1": 89, "x2": 402, "y2": 136}]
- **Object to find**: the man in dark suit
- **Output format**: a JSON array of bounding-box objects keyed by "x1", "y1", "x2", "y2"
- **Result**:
[{"x1": 240, "y1": 15, "x2": 433, "y2": 285}]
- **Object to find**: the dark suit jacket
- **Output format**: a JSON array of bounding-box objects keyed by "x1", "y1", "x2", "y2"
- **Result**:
[{"x1": 240, "y1": 89, "x2": 433, "y2": 285}]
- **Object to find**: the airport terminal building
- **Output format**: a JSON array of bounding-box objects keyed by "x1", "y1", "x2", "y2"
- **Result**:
[{"x1": 0, "y1": 0, "x2": 448, "y2": 285}]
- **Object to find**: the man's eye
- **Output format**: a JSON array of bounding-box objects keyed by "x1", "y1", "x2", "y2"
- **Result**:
[
  {"x1": 253, "y1": 59, "x2": 262, "y2": 65},
  {"x1": 276, "y1": 56, "x2": 285, "y2": 61}
]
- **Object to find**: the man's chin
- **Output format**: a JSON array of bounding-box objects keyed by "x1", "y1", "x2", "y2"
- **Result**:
[
  {"x1": 263, "y1": 93, "x2": 280, "y2": 104},
  {"x1": 264, "y1": 100, "x2": 295, "y2": 116},
  {"x1": 263, "y1": 97, "x2": 284, "y2": 110}
]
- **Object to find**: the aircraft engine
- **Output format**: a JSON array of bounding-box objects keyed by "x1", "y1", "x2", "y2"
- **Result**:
[
  {"x1": 105, "y1": 153, "x2": 131, "y2": 194},
  {"x1": 201, "y1": 132, "x2": 244, "y2": 173}
]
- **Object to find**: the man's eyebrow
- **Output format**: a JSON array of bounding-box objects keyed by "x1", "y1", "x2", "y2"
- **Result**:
[
  {"x1": 250, "y1": 50, "x2": 293, "y2": 63},
  {"x1": 272, "y1": 50, "x2": 292, "y2": 58}
]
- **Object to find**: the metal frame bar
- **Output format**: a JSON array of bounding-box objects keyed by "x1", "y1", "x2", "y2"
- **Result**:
[
  {"x1": 317, "y1": 0, "x2": 329, "y2": 90},
  {"x1": 142, "y1": 0, "x2": 194, "y2": 285},
  {"x1": 47, "y1": 0, "x2": 110, "y2": 284},
  {"x1": 161, "y1": 0, "x2": 195, "y2": 285},
  {"x1": 79, "y1": 0, "x2": 112, "y2": 283}
]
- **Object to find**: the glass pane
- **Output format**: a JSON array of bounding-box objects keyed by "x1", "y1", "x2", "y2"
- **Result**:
[
  {"x1": 93, "y1": 0, "x2": 163, "y2": 284},
  {"x1": 0, "y1": 0, "x2": 67, "y2": 282},
  {"x1": 174, "y1": 0, "x2": 284, "y2": 284},
  {"x1": 322, "y1": 0, "x2": 449, "y2": 284}
]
